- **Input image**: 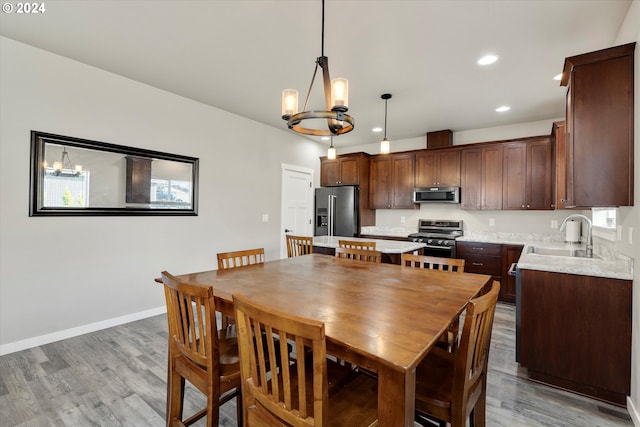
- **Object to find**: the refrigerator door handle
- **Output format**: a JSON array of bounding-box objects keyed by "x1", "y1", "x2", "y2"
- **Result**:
[{"x1": 328, "y1": 195, "x2": 335, "y2": 237}]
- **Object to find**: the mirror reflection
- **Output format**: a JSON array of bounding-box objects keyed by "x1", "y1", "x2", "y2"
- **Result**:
[{"x1": 30, "y1": 131, "x2": 199, "y2": 216}]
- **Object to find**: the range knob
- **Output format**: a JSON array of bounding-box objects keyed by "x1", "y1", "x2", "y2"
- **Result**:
[{"x1": 438, "y1": 240, "x2": 444, "y2": 245}]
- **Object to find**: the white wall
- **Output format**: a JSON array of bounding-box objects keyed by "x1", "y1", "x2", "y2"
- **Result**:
[{"x1": 0, "y1": 36, "x2": 325, "y2": 352}]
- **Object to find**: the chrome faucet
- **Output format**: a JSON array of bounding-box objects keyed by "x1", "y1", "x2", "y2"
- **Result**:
[{"x1": 559, "y1": 214, "x2": 593, "y2": 258}]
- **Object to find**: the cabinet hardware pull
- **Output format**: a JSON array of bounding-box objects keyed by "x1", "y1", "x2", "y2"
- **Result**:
[
  {"x1": 472, "y1": 247, "x2": 484, "y2": 250},
  {"x1": 472, "y1": 262, "x2": 484, "y2": 266}
]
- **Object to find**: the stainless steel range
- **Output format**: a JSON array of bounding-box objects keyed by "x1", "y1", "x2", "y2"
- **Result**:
[{"x1": 407, "y1": 219, "x2": 463, "y2": 258}]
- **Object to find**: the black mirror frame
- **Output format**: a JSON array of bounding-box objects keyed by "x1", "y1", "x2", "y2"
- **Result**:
[{"x1": 29, "y1": 131, "x2": 199, "y2": 216}]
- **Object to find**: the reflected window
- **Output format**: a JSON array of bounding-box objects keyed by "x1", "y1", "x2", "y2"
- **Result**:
[
  {"x1": 151, "y1": 179, "x2": 192, "y2": 205},
  {"x1": 43, "y1": 168, "x2": 90, "y2": 207}
]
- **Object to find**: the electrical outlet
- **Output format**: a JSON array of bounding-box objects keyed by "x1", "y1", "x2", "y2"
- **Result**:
[
  {"x1": 617, "y1": 226, "x2": 623, "y2": 241},
  {"x1": 400, "y1": 216, "x2": 406, "y2": 224},
  {"x1": 551, "y1": 220, "x2": 558, "y2": 229},
  {"x1": 629, "y1": 227, "x2": 633, "y2": 245},
  {"x1": 489, "y1": 218, "x2": 495, "y2": 227},
  {"x1": 262, "y1": 214, "x2": 269, "y2": 223}
]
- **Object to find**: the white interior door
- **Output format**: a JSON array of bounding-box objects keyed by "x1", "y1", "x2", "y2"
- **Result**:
[{"x1": 281, "y1": 164, "x2": 314, "y2": 258}]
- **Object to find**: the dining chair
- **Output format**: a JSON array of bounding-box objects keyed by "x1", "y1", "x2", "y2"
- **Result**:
[
  {"x1": 400, "y1": 253, "x2": 465, "y2": 273},
  {"x1": 216, "y1": 248, "x2": 266, "y2": 329},
  {"x1": 414, "y1": 281, "x2": 500, "y2": 427},
  {"x1": 335, "y1": 246, "x2": 382, "y2": 263},
  {"x1": 160, "y1": 271, "x2": 242, "y2": 427},
  {"x1": 233, "y1": 293, "x2": 379, "y2": 427},
  {"x1": 217, "y1": 248, "x2": 265, "y2": 270},
  {"x1": 286, "y1": 235, "x2": 313, "y2": 257},
  {"x1": 338, "y1": 239, "x2": 377, "y2": 251},
  {"x1": 401, "y1": 253, "x2": 466, "y2": 351}
]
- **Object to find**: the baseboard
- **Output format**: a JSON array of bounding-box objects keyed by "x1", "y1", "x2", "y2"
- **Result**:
[
  {"x1": 0, "y1": 306, "x2": 167, "y2": 356},
  {"x1": 629, "y1": 396, "x2": 640, "y2": 427}
]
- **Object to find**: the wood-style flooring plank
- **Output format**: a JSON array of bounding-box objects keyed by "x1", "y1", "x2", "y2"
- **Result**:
[{"x1": 0, "y1": 303, "x2": 634, "y2": 426}]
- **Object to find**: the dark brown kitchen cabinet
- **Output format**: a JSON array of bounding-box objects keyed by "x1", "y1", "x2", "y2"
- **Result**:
[
  {"x1": 500, "y1": 244, "x2": 522, "y2": 303},
  {"x1": 320, "y1": 152, "x2": 369, "y2": 186},
  {"x1": 369, "y1": 153, "x2": 416, "y2": 209},
  {"x1": 460, "y1": 144, "x2": 503, "y2": 210},
  {"x1": 457, "y1": 241, "x2": 522, "y2": 303},
  {"x1": 319, "y1": 152, "x2": 375, "y2": 227},
  {"x1": 125, "y1": 156, "x2": 152, "y2": 204},
  {"x1": 519, "y1": 269, "x2": 631, "y2": 406},
  {"x1": 502, "y1": 138, "x2": 553, "y2": 210},
  {"x1": 560, "y1": 42, "x2": 635, "y2": 207},
  {"x1": 415, "y1": 148, "x2": 461, "y2": 187},
  {"x1": 551, "y1": 121, "x2": 572, "y2": 209}
]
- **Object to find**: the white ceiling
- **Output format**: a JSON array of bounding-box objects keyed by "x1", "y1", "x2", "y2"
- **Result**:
[{"x1": 0, "y1": 0, "x2": 632, "y2": 148}]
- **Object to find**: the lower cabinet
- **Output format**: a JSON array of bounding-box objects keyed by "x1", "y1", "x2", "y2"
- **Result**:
[
  {"x1": 519, "y1": 269, "x2": 631, "y2": 406},
  {"x1": 456, "y1": 241, "x2": 522, "y2": 303}
]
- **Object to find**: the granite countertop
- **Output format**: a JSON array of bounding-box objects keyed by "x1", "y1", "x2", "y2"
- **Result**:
[
  {"x1": 457, "y1": 231, "x2": 633, "y2": 280},
  {"x1": 313, "y1": 235, "x2": 426, "y2": 254},
  {"x1": 359, "y1": 226, "x2": 415, "y2": 238}
]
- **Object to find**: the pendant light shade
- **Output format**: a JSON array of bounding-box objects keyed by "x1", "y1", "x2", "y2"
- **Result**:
[
  {"x1": 327, "y1": 137, "x2": 336, "y2": 160},
  {"x1": 380, "y1": 93, "x2": 392, "y2": 154}
]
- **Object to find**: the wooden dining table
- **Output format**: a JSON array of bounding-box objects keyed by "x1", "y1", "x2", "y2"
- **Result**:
[{"x1": 175, "y1": 253, "x2": 492, "y2": 427}]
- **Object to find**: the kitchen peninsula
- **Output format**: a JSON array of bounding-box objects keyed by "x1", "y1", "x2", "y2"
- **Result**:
[{"x1": 312, "y1": 235, "x2": 426, "y2": 264}]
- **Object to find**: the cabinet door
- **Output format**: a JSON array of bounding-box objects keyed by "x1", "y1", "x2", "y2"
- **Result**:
[
  {"x1": 501, "y1": 245, "x2": 522, "y2": 303},
  {"x1": 391, "y1": 153, "x2": 415, "y2": 208},
  {"x1": 415, "y1": 151, "x2": 438, "y2": 187},
  {"x1": 320, "y1": 159, "x2": 339, "y2": 186},
  {"x1": 461, "y1": 148, "x2": 482, "y2": 209},
  {"x1": 338, "y1": 157, "x2": 360, "y2": 185},
  {"x1": 482, "y1": 145, "x2": 503, "y2": 210},
  {"x1": 437, "y1": 150, "x2": 461, "y2": 186},
  {"x1": 527, "y1": 139, "x2": 552, "y2": 209},
  {"x1": 553, "y1": 122, "x2": 568, "y2": 209},
  {"x1": 369, "y1": 156, "x2": 391, "y2": 209},
  {"x1": 564, "y1": 44, "x2": 634, "y2": 207},
  {"x1": 502, "y1": 143, "x2": 527, "y2": 210}
]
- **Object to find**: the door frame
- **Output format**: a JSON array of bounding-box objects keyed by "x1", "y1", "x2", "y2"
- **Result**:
[{"x1": 280, "y1": 163, "x2": 315, "y2": 258}]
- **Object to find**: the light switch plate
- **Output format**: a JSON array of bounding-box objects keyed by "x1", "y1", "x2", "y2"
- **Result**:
[
  {"x1": 551, "y1": 220, "x2": 558, "y2": 229},
  {"x1": 262, "y1": 214, "x2": 269, "y2": 223},
  {"x1": 489, "y1": 218, "x2": 495, "y2": 227},
  {"x1": 629, "y1": 227, "x2": 633, "y2": 244}
]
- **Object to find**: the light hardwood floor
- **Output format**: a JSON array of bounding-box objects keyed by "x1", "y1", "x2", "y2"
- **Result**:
[{"x1": 0, "y1": 303, "x2": 633, "y2": 426}]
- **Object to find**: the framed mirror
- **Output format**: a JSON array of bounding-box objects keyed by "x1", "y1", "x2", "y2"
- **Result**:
[{"x1": 29, "y1": 131, "x2": 199, "y2": 216}]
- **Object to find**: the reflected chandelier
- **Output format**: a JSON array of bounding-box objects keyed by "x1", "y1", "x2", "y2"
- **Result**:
[{"x1": 281, "y1": 0, "x2": 354, "y2": 136}]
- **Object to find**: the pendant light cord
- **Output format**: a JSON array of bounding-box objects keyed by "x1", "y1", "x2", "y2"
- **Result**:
[{"x1": 302, "y1": 0, "x2": 326, "y2": 113}]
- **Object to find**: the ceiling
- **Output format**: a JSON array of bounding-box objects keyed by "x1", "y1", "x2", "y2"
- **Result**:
[{"x1": 0, "y1": 0, "x2": 632, "y2": 148}]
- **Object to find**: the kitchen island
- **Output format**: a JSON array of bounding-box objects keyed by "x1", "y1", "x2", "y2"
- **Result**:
[{"x1": 312, "y1": 235, "x2": 426, "y2": 264}]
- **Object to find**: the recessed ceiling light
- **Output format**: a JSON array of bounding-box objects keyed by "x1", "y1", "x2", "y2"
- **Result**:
[
  {"x1": 372, "y1": 127, "x2": 383, "y2": 133},
  {"x1": 477, "y1": 55, "x2": 498, "y2": 65},
  {"x1": 495, "y1": 106, "x2": 510, "y2": 112},
  {"x1": 321, "y1": 136, "x2": 330, "y2": 141},
  {"x1": 553, "y1": 73, "x2": 562, "y2": 81}
]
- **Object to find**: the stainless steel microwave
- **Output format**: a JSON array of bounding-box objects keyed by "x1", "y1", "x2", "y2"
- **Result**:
[{"x1": 413, "y1": 186, "x2": 460, "y2": 203}]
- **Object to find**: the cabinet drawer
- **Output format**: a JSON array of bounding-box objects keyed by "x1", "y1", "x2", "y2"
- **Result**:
[
  {"x1": 456, "y1": 242, "x2": 501, "y2": 256},
  {"x1": 461, "y1": 255, "x2": 501, "y2": 276}
]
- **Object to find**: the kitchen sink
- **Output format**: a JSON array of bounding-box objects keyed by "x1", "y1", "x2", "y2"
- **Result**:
[{"x1": 527, "y1": 246, "x2": 601, "y2": 259}]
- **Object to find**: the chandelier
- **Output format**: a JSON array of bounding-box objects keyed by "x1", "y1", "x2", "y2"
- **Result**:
[
  {"x1": 51, "y1": 147, "x2": 82, "y2": 177},
  {"x1": 281, "y1": 0, "x2": 354, "y2": 136}
]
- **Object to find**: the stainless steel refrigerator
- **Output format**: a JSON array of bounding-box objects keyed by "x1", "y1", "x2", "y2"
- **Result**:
[{"x1": 314, "y1": 186, "x2": 359, "y2": 237}]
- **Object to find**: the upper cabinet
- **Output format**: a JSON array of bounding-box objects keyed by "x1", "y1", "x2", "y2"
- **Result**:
[
  {"x1": 560, "y1": 42, "x2": 635, "y2": 207},
  {"x1": 551, "y1": 121, "x2": 570, "y2": 209},
  {"x1": 461, "y1": 144, "x2": 503, "y2": 210},
  {"x1": 415, "y1": 149, "x2": 461, "y2": 187},
  {"x1": 502, "y1": 138, "x2": 553, "y2": 210},
  {"x1": 369, "y1": 153, "x2": 416, "y2": 209},
  {"x1": 320, "y1": 152, "x2": 369, "y2": 186}
]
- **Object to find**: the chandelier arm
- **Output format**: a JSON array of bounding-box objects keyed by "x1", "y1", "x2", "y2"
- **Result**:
[{"x1": 301, "y1": 62, "x2": 320, "y2": 113}]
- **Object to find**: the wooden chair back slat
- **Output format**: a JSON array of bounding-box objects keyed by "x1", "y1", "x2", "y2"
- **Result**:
[
  {"x1": 217, "y1": 248, "x2": 265, "y2": 270},
  {"x1": 287, "y1": 235, "x2": 314, "y2": 257},
  {"x1": 338, "y1": 239, "x2": 376, "y2": 251},
  {"x1": 400, "y1": 253, "x2": 465, "y2": 273},
  {"x1": 334, "y1": 247, "x2": 382, "y2": 263}
]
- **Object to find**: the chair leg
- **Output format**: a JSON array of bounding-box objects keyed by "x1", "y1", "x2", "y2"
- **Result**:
[
  {"x1": 168, "y1": 368, "x2": 185, "y2": 426},
  {"x1": 472, "y1": 391, "x2": 487, "y2": 427},
  {"x1": 235, "y1": 389, "x2": 243, "y2": 427}
]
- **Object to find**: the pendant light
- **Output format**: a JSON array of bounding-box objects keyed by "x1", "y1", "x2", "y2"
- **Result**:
[
  {"x1": 380, "y1": 93, "x2": 392, "y2": 154},
  {"x1": 281, "y1": 0, "x2": 354, "y2": 136},
  {"x1": 327, "y1": 137, "x2": 336, "y2": 160}
]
